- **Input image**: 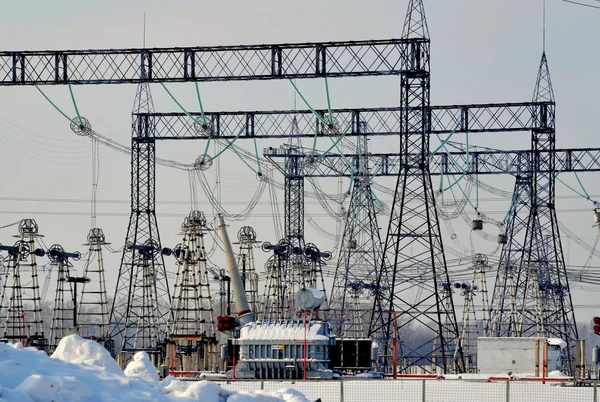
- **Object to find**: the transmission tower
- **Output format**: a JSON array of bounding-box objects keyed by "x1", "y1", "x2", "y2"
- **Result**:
[
  {"x1": 329, "y1": 132, "x2": 387, "y2": 340},
  {"x1": 109, "y1": 62, "x2": 171, "y2": 365},
  {"x1": 48, "y1": 244, "x2": 81, "y2": 352},
  {"x1": 369, "y1": 0, "x2": 464, "y2": 374},
  {"x1": 77, "y1": 228, "x2": 110, "y2": 343},
  {"x1": 167, "y1": 210, "x2": 217, "y2": 372},
  {"x1": 488, "y1": 53, "x2": 578, "y2": 374},
  {"x1": 0, "y1": 219, "x2": 46, "y2": 348},
  {"x1": 234, "y1": 226, "x2": 260, "y2": 313}
]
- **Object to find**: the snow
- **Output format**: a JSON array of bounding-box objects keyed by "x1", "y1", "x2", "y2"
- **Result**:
[
  {"x1": 0, "y1": 335, "x2": 310, "y2": 402},
  {"x1": 123, "y1": 351, "x2": 160, "y2": 384},
  {"x1": 547, "y1": 338, "x2": 568, "y2": 349}
]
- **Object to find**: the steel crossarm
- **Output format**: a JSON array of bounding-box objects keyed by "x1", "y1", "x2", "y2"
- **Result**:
[
  {"x1": 263, "y1": 147, "x2": 600, "y2": 177},
  {"x1": 135, "y1": 101, "x2": 552, "y2": 140},
  {"x1": 0, "y1": 38, "x2": 421, "y2": 85}
]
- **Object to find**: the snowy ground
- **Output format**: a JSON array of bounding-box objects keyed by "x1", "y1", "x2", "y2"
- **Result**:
[
  {"x1": 0, "y1": 335, "x2": 595, "y2": 402},
  {"x1": 0, "y1": 335, "x2": 309, "y2": 402}
]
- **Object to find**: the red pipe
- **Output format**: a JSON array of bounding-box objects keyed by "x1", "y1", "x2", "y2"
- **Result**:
[
  {"x1": 487, "y1": 376, "x2": 510, "y2": 382},
  {"x1": 520, "y1": 377, "x2": 572, "y2": 382},
  {"x1": 397, "y1": 374, "x2": 444, "y2": 379},
  {"x1": 169, "y1": 371, "x2": 201, "y2": 375},
  {"x1": 487, "y1": 376, "x2": 572, "y2": 383}
]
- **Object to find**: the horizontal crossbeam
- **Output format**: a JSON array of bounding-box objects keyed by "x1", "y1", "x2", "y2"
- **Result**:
[
  {"x1": 263, "y1": 147, "x2": 600, "y2": 177},
  {"x1": 0, "y1": 38, "x2": 421, "y2": 85},
  {"x1": 137, "y1": 102, "x2": 552, "y2": 139}
]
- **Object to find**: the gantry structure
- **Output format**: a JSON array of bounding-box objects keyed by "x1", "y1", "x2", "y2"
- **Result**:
[{"x1": 0, "y1": 0, "x2": 597, "y2": 374}]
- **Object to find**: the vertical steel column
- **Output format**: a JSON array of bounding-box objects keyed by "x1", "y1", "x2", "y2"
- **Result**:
[
  {"x1": 110, "y1": 58, "x2": 171, "y2": 363},
  {"x1": 369, "y1": 0, "x2": 464, "y2": 374}
]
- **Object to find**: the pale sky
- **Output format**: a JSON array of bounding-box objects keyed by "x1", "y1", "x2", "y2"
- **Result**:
[{"x1": 0, "y1": 0, "x2": 599, "y2": 324}]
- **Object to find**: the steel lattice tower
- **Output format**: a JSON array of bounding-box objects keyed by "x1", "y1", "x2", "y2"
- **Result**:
[
  {"x1": 488, "y1": 181, "x2": 529, "y2": 337},
  {"x1": 458, "y1": 254, "x2": 491, "y2": 372},
  {"x1": 234, "y1": 226, "x2": 260, "y2": 313},
  {"x1": 77, "y1": 228, "x2": 110, "y2": 342},
  {"x1": 110, "y1": 61, "x2": 171, "y2": 364},
  {"x1": 260, "y1": 239, "x2": 292, "y2": 320},
  {"x1": 49, "y1": 245, "x2": 75, "y2": 352},
  {"x1": 329, "y1": 133, "x2": 387, "y2": 340},
  {"x1": 168, "y1": 210, "x2": 217, "y2": 372},
  {"x1": 369, "y1": 0, "x2": 464, "y2": 374},
  {"x1": 489, "y1": 53, "x2": 578, "y2": 373},
  {"x1": 0, "y1": 219, "x2": 46, "y2": 348},
  {"x1": 284, "y1": 146, "x2": 307, "y2": 298}
]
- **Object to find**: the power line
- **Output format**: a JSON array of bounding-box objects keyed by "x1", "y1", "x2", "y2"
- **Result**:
[{"x1": 562, "y1": 0, "x2": 600, "y2": 9}]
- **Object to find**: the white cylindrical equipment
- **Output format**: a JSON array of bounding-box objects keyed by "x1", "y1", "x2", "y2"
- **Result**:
[
  {"x1": 216, "y1": 214, "x2": 255, "y2": 325},
  {"x1": 594, "y1": 209, "x2": 600, "y2": 237},
  {"x1": 220, "y1": 344, "x2": 228, "y2": 361},
  {"x1": 295, "y1": 288, "x2": 325, "y2": 312},
  {"x1": 593, "y1": 347, "x2": 600, "y2": 365},
  {"x1": 371, "y1": 341, "x2": 379, "y2": 363}
]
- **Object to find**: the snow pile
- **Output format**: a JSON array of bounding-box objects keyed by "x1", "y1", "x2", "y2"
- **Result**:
[
  {"x1": 123, "y1": 351, "x2": 160, "y2": 384},
  {"x1": 0, "y1": 335, "x2": 310, "y2": 402}
]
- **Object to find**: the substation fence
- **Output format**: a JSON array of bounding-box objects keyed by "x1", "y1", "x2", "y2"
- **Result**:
[{"x1": 217, "y1": 379, "x2": 600, "y2": 402}]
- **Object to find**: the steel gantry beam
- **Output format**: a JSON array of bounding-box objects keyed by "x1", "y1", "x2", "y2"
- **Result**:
[
  {"x1": 0, "y1": 38, "x2": 418, "y2": 85},
  {"x1": 264, "y1": 147, "x2": 600, "y2": 177},
  {"x1": 136, "y1": 102, "x2": 548, "y2": 140}
]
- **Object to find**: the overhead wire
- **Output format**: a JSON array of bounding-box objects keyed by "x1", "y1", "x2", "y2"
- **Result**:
[{"x1": 561, "y1": 0, "x2": 600, "y2": 9}]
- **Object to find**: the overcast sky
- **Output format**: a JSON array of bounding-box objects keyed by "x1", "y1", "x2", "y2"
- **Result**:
[{"x1": 0, "y1": 0, "x2": 599, "y2": 323}]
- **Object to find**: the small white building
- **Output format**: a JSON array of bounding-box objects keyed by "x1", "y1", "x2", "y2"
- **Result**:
[{"x1": 477, "y1": 337, "x2": 565, "y2": 375}]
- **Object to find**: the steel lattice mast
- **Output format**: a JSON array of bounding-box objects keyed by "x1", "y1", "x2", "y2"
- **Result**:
[
  {"x1": 48, "y1": 245, "x2": 75, "y2": 352},
  {"x1": 458, "y1": 253, "x2": 491, "y2": 372},
  {"x1": 519, "y1": 53, "x2": 577, "y2": 365},
  {"x1": 489, "y1": 52, "x2": 578, "y2": 373},
  {"x1": 369, "y1": 0, "x2": 464, "y2": 374},
  {"x1": 260, "y1": 239, "x2": 292, "y2": 320},
  {"x1": 77, "y1": 228, "x2": 110, "y2": 342},
  {"x1": 167, "y1": 210, "x2": 217, "y2": 372},
  {"x1": 109, "y1": 58, "x2": 171, "y2": 365},
  {"x1": 329, "y1": 132, "x2": 387, "y2": 340},
  {"x1": 234, "y1": 226, "x2": 260, "y2": 313},
  {"x1": 488, "y1": 177, "x2": 529, "y2": 337},
  {"x1": 0, "y1": 219, "x2": 46, "y2": 348}
]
